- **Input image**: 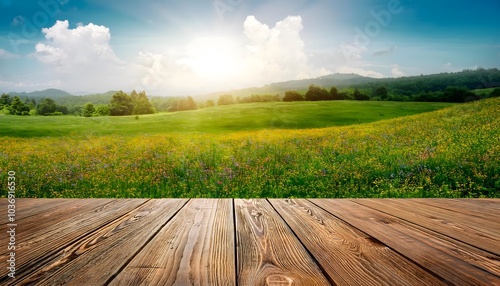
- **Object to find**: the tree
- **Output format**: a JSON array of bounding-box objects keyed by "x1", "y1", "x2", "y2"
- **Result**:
[
  {"x1": 109, "y1": 91, "x2": 134, "y2": 116},
  {"x1": 239, "y1": 94, "x2": 281, "y2": 103},
  {"x1": 338, "y1": 90, "x2": 351, "y2": 100},
  {"x1": 283, "y1": 90, "x2": 304, "y2": 102},
  {"x1": 204, "y1": 99, "x2": 215, "y2": 108},
  {"x1": 353, "y1": 89, "x2": 370, "y2": 101},
  {"x1": 8, "y1": 96, "x2": 30, "y2": 115},
  {"x1": 217, "y1": 94, "x2": 235, "y2": 105},
  {"x1": 37, "y1": 98, "x2": 58, "y2": 115},
  {"x1": 171, "y1": 96, "x2": 197, "y2": 111},
  {"x1": 0, "y1": 93, "x2": 12, "y2": 108},
  {"x1": 130, "y1": 90, "x2": 139, "y2": 102},
  {"x1": 56, "y1": 105, "x2": 69, "y2": 115},
  {"x1": 28, "y1": 98, "x2": 37, "y2": 109},
  {"x1": 372, "y1": 86, "x2": 388, "y2": 100},
  {"x1": 83, "y1": 102, "x2": 95, "y2": 117},
  {"x1": 94, "y1": 105, "x2": 110, "y2": 116},
  {"x1": 330, "y1": 87, "x2": 344, "y2": 100},
  {"x1": 132, "y1": 90, "x2": 154, "y2": 115},
  {"x1": 71, "y1": 105, "x2": 84, "y2": 116},
  {"x1": 181, "y1": 96, "x2": 197, "y2": 110},
  {"x1": 305, "y1": 85, "x2": 330, "y2": 101},
  {"x1": 490, "y1": 88, "x2": 500, "y2": 98},
  {"x1": 442, "y1": 86, "x2": 474, "y2": 102}
]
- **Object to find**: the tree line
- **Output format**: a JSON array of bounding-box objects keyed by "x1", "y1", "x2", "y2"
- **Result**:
[
  {"x1": 281, "y1": 84, "x2": 500, "y2": 103},
  {"x1": 2, "y1": 68, "x2": 499, "y2": 116},
  {"x1": 1, "y1": 94, "x2": 68, "y2": 116},
  {"x1": 0, "y1": 90, "x2": 156, "y2": 117}
]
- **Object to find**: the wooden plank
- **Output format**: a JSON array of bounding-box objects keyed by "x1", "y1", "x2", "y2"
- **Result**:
[
  {"x1": 110, "y1": 199, "x2": 235, "y2": 286},
  {"x1": 310, "y1": 199, "x2": 500, "y2": 285},
  {"x1": 353, "y1": 199, "x2": 500, "y2": 255},
  {"x1": 0, "y1": 199, "x2": 76, "y2": 224},
  {"x1": 235, "y1": 199, "x2": 331, "y2": 286},
  {"x1": 409, "y1": 198, "x2": 500, "y2": 222},
  {"x1": 6, "y1": 199, "x2": 188, "y2": 285},
  {"x1": 270, "y1": 199, "x2": 447, "y2": 286},
  {"x1": 446, "y1": 199, "x2": 500, "y2": 211},
  {"x1": 0, "y1": 199, "x2": 113, "y2": 250},
  {"x1": 0, "y1": 198, "x2": 6, "y2": 208},
  {"x1": 0, "y1": 199, "x2": 147, "y2": 279},
  {"x1": 0, "y1": 198, "x2": 56, "y2": 209}
]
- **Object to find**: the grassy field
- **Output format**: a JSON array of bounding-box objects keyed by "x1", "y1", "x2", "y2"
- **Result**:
[
  {"x1": 1, "y1": 99, "x2": 499, "y2": 198},
  {"x1": 0, "y1": 101, "x2": 454, "y2": 137},
  {"x1": 473, "y1": 87, "x2": 496, "y2": 96}
]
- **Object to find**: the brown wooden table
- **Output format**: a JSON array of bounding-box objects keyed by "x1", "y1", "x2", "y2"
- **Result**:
[{"x1": 1, "y1": 199, "x2": 499, "y2": 285}]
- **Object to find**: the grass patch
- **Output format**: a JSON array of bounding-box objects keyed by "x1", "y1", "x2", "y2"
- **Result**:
[
  {"x1": 0, "y1": 101, "x2": 454, "y2": 137},
  {"x1": 472, "y1": 87, "x2": 496, "y2": 96},
  {"x1": 0, "y1": 99, "x2": 498, "y2": 198}
]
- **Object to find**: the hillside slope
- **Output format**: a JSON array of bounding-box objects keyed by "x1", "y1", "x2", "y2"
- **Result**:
[
  {"x1": 0, "y1": 101, "x2": 454, "y2": 137},
  {"x1": 1, "y1": 98, "x2": 499, "y2": 198}
]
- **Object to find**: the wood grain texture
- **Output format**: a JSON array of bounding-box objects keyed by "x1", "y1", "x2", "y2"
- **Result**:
[
  {"x1": 353, "y1": 199, "x2": 500, "y2": 255},
  {"x1": 0, "y1": 198, "x2": 75, "y2": 224},
  {"x1": 407, "y1": 198, "x2": 500, "y2": 229},
  {"x1": 235, "y1": 199, "x2": 331, "y2": 286},
  {"x1": 110, "y1": 199, "x2": 235, "y2": 286},
  {"x1": 1, "y1": 199, "x2": 115, "y2": 278},
  {"x1": 2, "y1": 198, "x2": 498, "y2": 285},
  {"x1": 0, "y1": 199, "x2": 146, "y2": 280},
  {"x1": 0, "y1": 199, "x2": 112, "y2": 250},
  {"x1": 270, "y1": 199, "x2": 447, "y2": 286},
  {"x1": 310, "y1": 199, "x2": 500, "y2": 285},
  {"x1": 6, "y1": 199, "x2": 187, "y2": 285}
]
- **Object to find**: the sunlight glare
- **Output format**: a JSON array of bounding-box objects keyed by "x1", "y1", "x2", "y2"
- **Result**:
[{"x1": 179, "y1": 36, "x2": 241, "y2": 80}]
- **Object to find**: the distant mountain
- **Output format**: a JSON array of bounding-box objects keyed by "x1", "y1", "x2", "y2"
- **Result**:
[
  {"x1": 8, "y1": 69, "x2": 498, "y2": 105},
  {"x1": 5, "y1": 89, "x2": 118, "y2": 107},
  {"x1": 56, "y1": 90, "x2": 118, "y2": 107},
  {"x1": 266, "y1": 73, "x2": 375, "y2": 90},
  {"x1": 8, "y1": 88, "x2": 73, "y2": 99},
  {"x1": 199, "y1": 73, "x2": 376, "y2": 100},
  {"x1": 4, "y1": 74, "x2": 376, "y2": 103}
]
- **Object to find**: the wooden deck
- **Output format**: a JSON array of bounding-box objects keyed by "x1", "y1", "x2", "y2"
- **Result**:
[{"x1": 1, "y1": 199, "x2": 499, "y2": 285}]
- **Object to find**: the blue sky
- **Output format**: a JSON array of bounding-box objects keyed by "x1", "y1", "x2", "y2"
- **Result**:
[{"x1": 1, "y1": 0, "x2": 499, "y2": 95}]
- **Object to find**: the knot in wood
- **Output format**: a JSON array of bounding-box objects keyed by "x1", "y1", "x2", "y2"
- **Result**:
[
  {"x1": 266, "y1": 274, "x2": 293, "y2": 286},
  {"x1": 251, "y1": 210, "x2": 263, "y2": 218}
]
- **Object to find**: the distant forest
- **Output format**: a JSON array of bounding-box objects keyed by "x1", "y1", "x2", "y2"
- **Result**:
[{"x1": 1, "y1": 68, "x2": 499, "y2": 116}]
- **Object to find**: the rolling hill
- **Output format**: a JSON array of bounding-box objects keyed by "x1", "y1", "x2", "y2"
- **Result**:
[
  {"x1": 1, "y1": 97, "x2": 498, "y2": 198},
  {"x1": 0, "y1": 100, "x2": 454, "y2": 137}
]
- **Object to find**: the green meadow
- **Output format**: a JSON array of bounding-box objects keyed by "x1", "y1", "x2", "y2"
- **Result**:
[
  {"x1": 0, "y1": 101, "x2": 454, "y2": 137},
  {"x1": 1, "y1": 99, "x2": 499, "y2": 198}
]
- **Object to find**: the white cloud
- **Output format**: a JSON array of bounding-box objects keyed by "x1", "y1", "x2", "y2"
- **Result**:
[
  {"x1": 242, "y1": 15, "x2": 329, "y2": 82},
  {"x1": 391, "y1": 64, "x2": 406, "y2": 77},
  {"x1": 443, "y1": 62, "x2": 452, "y2": 69},
  {"x1": 0, "y1": 79, "x2": 62, "y2": 90},
  {"x1": 133, "y1": 15, "x2": 330, "y2": 95},
  {"x1": 33, "y1": 20, "x2": 126, "y2": 92},
  {"x1": 35, "y1": 20, "x2": 122, "y2": 66},
  {"x1": 336, "y1": 66, "x2": 384, "y2": 78},
  {"x1": 0, "y1": 49, "x2": 20, "y2": 59},
  {"x1": 134, "y1": 51, "x2": 187, "y2": 92},
  {"x1": 24, "y1": 16, "x2": 330, "y2": 95}
]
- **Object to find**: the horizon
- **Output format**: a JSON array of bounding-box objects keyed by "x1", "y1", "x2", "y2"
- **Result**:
[
  {"x1": 1, "y1": 0, "x2": 499, "y2": 96},
  {"x1": 3, "y1": 68, "x2": 499, "y2": 98}
]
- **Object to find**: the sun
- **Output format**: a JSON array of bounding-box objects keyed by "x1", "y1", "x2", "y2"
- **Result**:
[{"x1": 181, "y1": 36, "x2": 241, "y2": 79}]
